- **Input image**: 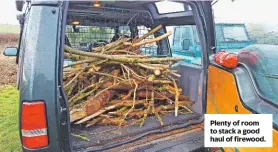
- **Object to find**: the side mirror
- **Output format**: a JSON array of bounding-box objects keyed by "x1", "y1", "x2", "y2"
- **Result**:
[
  {"x1": 182, "y1": 39, "x2": 190, "y2": 50},
  {"x1": 3, "y1": 47, "x2": 18, "y2": 56},
  {"x1": 15, "y1": 1, "x2": 24, "y2": 12}
]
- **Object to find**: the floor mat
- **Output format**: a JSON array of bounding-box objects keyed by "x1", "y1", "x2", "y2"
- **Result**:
[{"x1": 71, "y1": 112, "x2": 201, "y2": 150}]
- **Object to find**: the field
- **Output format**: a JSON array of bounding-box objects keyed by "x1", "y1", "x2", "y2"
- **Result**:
[
  {"x1": 0, "y1": 34, "x2": 18, "y2": 85},
  {"x1": 0, "y1": 24, "x2": 20, "y2": 34},
  {"x1": 0, "y1": 25, "x2": 21, "y2": 152}
]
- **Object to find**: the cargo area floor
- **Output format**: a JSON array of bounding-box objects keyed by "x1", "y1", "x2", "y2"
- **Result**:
[{"x1": 71, "y1": 112, "x2": 201, "y2": 150}]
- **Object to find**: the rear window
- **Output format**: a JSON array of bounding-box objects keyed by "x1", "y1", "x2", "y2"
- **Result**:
[
  {"x1": 66, "y1": 26, "x2": 115, "y2": 49},
  {"x1": 65, "y1": 7, "x2": 165, "y2": 55}
]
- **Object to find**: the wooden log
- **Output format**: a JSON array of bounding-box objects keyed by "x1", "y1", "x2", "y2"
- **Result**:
[
  {"x1": 131, "y1": 31, "x2": 172, "y2": 47},
  {"x1": 85, "y1": 90, "x2": 114, "y2": 115},
  {"x1": 98, "y1": 117, "x2": 127, "y2": 126},
  {"x1": 64, "y1": 45, "x2": 184, "y2": 63},
  {"x1": 137, "y1": 90, "x2": 191, "y2": 103},
  {"x1": 70, "y1": 110, "x2": 87, "y2": 122},
  {"x1": 173, "y1": 79, "x2": 179, "y2": 117},
  {"x1": 64, "y1": 53, "x2": 84, "y2": 61},
  {"x1": 75, "y1": 100, "x2": 146, "y2": 124},
  {"x1": 86, "y1": 117, "x2": 102, "y2": 127},
  {"x1": 64, "y1": 70, "x2": 83, "y2": 90}
]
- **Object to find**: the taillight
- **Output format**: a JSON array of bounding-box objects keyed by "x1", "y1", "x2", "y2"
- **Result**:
[{"x1": 21, "y1": 101, "x2": 48, "y2": 149}]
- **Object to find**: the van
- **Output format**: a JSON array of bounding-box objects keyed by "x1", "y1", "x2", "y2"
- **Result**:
[{"x1": 3, "y1": 0, "x2": 278, "y2": 152}]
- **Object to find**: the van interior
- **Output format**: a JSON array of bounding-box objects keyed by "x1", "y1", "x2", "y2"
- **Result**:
[{"x1": 63, "y1": 1, "x2": 204, "y2": 151}]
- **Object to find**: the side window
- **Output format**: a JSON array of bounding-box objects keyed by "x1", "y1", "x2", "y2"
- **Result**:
[{"x1": 167, "y1": 25, "x2": 202, "y2": 66}]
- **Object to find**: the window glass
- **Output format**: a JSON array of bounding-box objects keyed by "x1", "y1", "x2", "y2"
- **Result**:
[
  {"x1": 238, "y1": 45, "x2": 278, "y2": 104},
  {"x1": 223, "y1": 26, "x2": 249, "y2": 41},
  {"x1": 213, "y1": 0, "x2": 278, "y2": 106},
  {"x1": 172, "y1": 27, "x2": 182, "y2": 46},
  {"x1": 66, "y1": 25, "x2": 114, "y2": 49},
  {"x1": 119, "y1": 26, "x2": 131, "y2": 36},
  {"x1": 167, "y1": 25, "x2": 202, "y2": 66},
  {"x1": 215, "y1": 25, "x2": 224, "y2": 42},
  {"x1": 155, "y1": 1, "x2": 185, "y2": 14},
  {"x1": 137, "y1": 26, "x2": 158, "y2": 56},
  {"x1": 65, "y1": 25, "x2": 161, "y2": 55}
]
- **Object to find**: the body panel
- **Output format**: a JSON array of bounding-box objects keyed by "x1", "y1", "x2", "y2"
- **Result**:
[{"x1": 19, "y1": 5, "x2": 62, "y2": 152}]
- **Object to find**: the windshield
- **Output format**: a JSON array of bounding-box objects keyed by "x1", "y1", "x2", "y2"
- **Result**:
[
  {"x1": 222, "y1": 25, "x2": 249, "y2": 41},
  {"x1": 213, "y1": 0, "x2": 278, "y2": 105},
  {"x1": 171, "y1": 26, "x2": 199, "y2": 47},
  {"x1": 215, "y1": 25, "x2": 249, "y2": 42}
]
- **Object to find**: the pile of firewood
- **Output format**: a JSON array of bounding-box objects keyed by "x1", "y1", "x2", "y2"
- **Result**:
[{"x1": 63, "y1": 25, "x2": 194, "y2": 128}]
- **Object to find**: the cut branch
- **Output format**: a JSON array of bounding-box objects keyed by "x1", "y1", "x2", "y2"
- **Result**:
[
  {"x1": 133, "y1": 24, "x2": 162, "y2": 43},
  {"x1": 131, "y1": 31, "x2": 172, "y2": 47},
  {"x1": 65, "y1": 45, "x2": 184, "y2": 63},
  {"x1": 75, "y1": 100, "x2": 146, "y2": 124}
]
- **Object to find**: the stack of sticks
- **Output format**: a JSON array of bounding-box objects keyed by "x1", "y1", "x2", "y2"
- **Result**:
[{"x1": 63, "y1": 25, "x2": 194, "y2": 128}]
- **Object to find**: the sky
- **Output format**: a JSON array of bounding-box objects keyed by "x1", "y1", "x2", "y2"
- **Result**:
[
  {"x1": 213, "y1": 0, "x2": 278, "y2": 24},
  {"x1": 0, "y1": 1, "x2": 19, "y2": 25},
  {"x1": 0, "y1": 0, "x2": 278, "y2": 25}
]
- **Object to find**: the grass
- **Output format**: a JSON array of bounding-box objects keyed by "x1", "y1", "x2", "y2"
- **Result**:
[
  {"x1": 0, "y1": 24, "x2": 20, "y2": 34},
  {"x1": 0, "y1": 85, "x2": 21, "y2": 152}
]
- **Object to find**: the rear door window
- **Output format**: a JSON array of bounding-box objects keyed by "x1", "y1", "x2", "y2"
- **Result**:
[{"x1": 167, "y1": 25, "x2": 202, "y2": 66}]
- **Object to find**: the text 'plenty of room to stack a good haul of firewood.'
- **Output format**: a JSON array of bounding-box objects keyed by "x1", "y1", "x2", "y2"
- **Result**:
[{"x1": 204, "y1": 114, "x2": 273, "y2": 148}]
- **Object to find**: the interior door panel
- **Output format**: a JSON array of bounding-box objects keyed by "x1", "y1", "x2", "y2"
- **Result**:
[
  {"x1": 178, "y1": 63, "x2": 203, "y2": 114},
  {"x1": 178, "y1": 63, "x2": 202, "y2": 102}
]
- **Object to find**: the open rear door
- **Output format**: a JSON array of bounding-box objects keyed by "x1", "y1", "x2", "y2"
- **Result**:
[
  {"x1": 206, "y1": 62, "x2": 278, "y2": 152},
  {"x1": 206, "y1": 0, "x2": 278, "y2": 151}
]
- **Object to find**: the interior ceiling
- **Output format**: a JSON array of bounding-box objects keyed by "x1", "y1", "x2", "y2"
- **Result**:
[
  {"x1": 101, "y1": 1, "x2": 158, "y2": 8},
  {"x1": 70, "y1": 1, "x2": 161, "y2": 10},
  {"x1": 68, "y1": 1, "x2": 195, "y2": 26}
]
